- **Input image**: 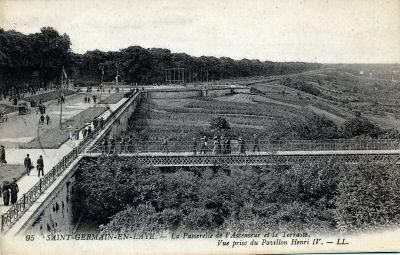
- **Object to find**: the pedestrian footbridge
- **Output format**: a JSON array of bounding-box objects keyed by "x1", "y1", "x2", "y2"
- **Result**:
[{"x1": 83, "y1": 149, "x2": 400, "y2": 167}]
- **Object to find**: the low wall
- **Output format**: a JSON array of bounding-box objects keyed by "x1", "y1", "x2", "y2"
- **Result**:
[
  {"x1": 29, "y1": 177, "x2": 75, "y2": 234},
  {"x1": 147, "y1": 86, "x2": 250, "y2": 99},
  {"x1": 147, "y1": 90, "x2": 202, "y2": 99}
]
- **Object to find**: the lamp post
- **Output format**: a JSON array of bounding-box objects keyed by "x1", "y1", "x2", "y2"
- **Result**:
[{"x1": 60, "y1": 91, "x2": 64, "y2": 129}]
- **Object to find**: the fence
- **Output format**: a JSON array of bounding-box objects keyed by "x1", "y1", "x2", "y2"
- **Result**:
[
  {"x1": 88, "y1": 139, "x2": 400, "y2": 155},
  {"x1": 0, "y1": 91, "x2": 140, "y2": 233}
]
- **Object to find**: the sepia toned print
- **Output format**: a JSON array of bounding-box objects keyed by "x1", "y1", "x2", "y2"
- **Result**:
[{"x1": 0, "y1": 0, "x2": 400, "y2": 254}]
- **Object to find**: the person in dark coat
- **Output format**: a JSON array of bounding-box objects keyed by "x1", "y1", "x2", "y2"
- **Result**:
[
  {"x1": 24, "y1": 154, "x2": 32, "y2": 175},
  {"x1": 87, "y1": 126, "x2": 92, "y2": 137},
  {"x1": 74, "y1": 127, "x2": 80, "y2": 140},
  {"x1": 2, "y1": 181, "x2": 10, "y2": 206},
  {"x1": 0, "y1": 145, "x2": 6, "y2": 164},
  {"x1": 10, "y1": 178, "x2": 19, "y2": 205},
  {"x1": 82, "y1": 127, "x2": 87, "y2": 138},
  {"x1": 45, "y1": 115, "x2": 50, "y2": 125},
  {"x1": 39, "y1": 115, "x2": 45, "y2": 125},
  {"x1": 37, "y1": 155, "x2": 44, "y2": 177}
]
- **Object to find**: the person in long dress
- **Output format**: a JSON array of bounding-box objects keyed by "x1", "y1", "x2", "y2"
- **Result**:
[{"x1": 10, "y1": 178, "x2": 19, "y2": 205}]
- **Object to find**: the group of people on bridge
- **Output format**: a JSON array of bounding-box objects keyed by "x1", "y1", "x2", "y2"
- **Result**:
[{"x1": 98, "y1": 134, "x2": 262, "y2": 155}]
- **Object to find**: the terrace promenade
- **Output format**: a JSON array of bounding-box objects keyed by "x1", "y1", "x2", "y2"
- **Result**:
[{"x1": 0, "y1": 91, "x2": 129, "y2": 219}]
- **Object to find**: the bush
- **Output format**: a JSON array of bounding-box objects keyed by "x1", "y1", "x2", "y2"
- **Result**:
[
  {"x1": 209, "y1": 117, "x2": 231, "y2": 131},
  {"x1": 280, "y1": 77, "x2": 321, "y2": 96},
  {"x1": 290, "y1": 111, "x2": 339, "y2": 139},
  {"x1": 339, "y1": 117, "x2": 381, "y2": 138}
]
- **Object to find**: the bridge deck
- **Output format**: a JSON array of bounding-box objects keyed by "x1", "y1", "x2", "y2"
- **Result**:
[{"x1": 84, "y1": 149, "x2": 400, "y2": 166}]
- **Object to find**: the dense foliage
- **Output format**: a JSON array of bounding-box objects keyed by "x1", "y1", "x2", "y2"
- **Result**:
[
  {"x1": 0, "y1": 27, "x2": 73, "y2": 94},
  {"x1": 0, "y1": 27, "x2": 321, "y2": 95},
  {"x1": 286, "y1": 112, "x2": 395, "y2": 140},
  {"x1": 334, "y1": 161, "x2": 400, "y2": 232},
  {"x1": 72, "y1": 157, "x2": 400, "y2": 234}
]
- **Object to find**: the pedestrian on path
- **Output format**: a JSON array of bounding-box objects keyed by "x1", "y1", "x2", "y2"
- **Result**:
[
  {"x1": 10, "y1": 178, "x2": 19, "y2": 205},
  {"x1": 37, "y1": 155, "x2": 44, "y2": 177},
  {"x1": 238, "y1": 137, "x2": 246, "y2": 154},
  {"x1": 212, "y1": 136, "x2": 219, "y2": 155},
  {"x1": 87, "y1": 125, "x2": 92, "y2": 137},
  {"x1": 224, "y1": 137, "x2": 231, "y2": 154},
  {"x1": 39, "y1": 115, "x2": 45, "y2": 125},
  {"x1": 24, "y1": 154, "x2": 33, "y2": 175},
  {"x1": 75, "y1": 127, "x2": 80, "y2": 140},
  {"x1": 82, "y1": 127, "x2": 87, "y2": 138},
  {"x1": 46, "y1": 114, "x2": 50, "y2": 125},
  {"x1": 2, "y1": 181, "x2": 10, "y2": 206},
  {"x1": 0, "y1": 145, "x2": 6, "y2": 164},
  {"x1": 200, "y1": 136, "x2": 208, "y2": 154}
]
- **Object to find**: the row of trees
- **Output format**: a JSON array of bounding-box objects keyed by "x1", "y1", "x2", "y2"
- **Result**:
[
  {"x1": 0, "y1": 27, "x2": 321, "y2": 94},
  {"x1": 72, "y1": 157, "x2": 400, "y2": 233},
  {"x1": 75, "y1": 48, "x2": 321, "y2": 85},
  {"x1": 0, "y1": 27, "x2": 72, "y2": 95}
]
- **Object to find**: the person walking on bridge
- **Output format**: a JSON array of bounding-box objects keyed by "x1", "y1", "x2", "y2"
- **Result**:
[
  {"x1": 200, "y1": 136, "x2": 208, "y2": 154},
  {"x1": 238, "y1": 137, "x2": 246, "y2": 154},
  {"x1": 162, "y1": 137, "x2": 169, "y2": 153},
  {"x1": 24, "y1": 154, "x2": 32, "y2": 176},
  {"x1": 212, "y1": 136, "x2": 220, "y2": 155},
  {"x1": 224, "y1": 137, "x2": 231, "y2": 154},
  {"x1": 10, "y1": 178, "x2": 19, "y2": 205},
  {"x1": 37, "y1": 155, "x2": 44, "y2": 177}
]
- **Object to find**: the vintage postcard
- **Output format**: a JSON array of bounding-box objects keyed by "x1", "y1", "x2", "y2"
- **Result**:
[{"x1": 0, "y1": 0, "x2": 399, "y2": 254}]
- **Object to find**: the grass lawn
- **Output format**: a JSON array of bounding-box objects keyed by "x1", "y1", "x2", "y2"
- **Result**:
[
  {"x1": 0, "y1": 104, "x2": 18, "y2": 114},
  {"x1": 21, "y1": 107, "x2": 108, "y2": 149},
  {"x1": 0, "y1": 164, "x2": 26, "y2": 184},
  {"x1": 23, "y1": 89, "x2": 76, "y2": 103},
  {"x1": 99, "y1": 93, "x2": 125, "y2": 104}
]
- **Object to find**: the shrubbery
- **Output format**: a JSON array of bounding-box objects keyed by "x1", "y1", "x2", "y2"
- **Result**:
[
  {"x1": 334, "y1": 161, "x2": 400, "y2": 232},
  {"x1": 73, "y1": 157, "x2": 400, "y2": 234},
  {"x1": 73, "y1": 158, "x2": 341, "y2": 233},
  {"x1": 280, "y1": 77, "x2": 321, "y2": 96}
]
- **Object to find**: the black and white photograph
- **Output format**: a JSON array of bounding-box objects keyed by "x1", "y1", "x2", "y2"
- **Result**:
[{"x1": 0, "y1": 0, "x2": 399, "y2": 254}]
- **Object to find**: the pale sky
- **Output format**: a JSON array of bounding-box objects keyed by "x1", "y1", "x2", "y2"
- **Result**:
[{"x1": 1, "y1": 0, "x2": 400, "y2": 63}]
